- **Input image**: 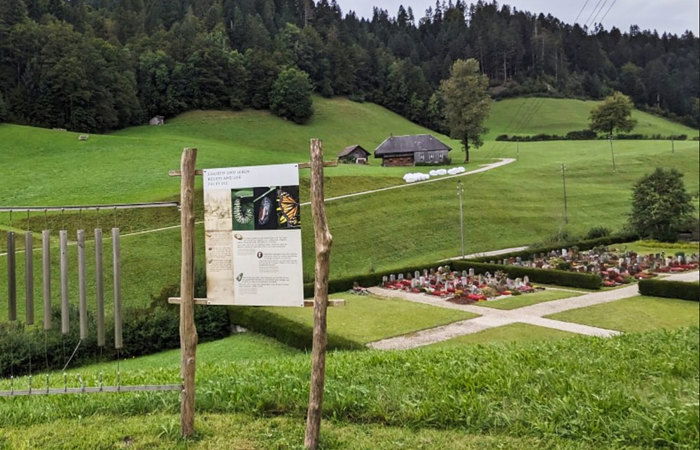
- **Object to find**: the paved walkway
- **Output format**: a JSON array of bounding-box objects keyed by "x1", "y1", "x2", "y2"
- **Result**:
[{"x1": 366, "y1": 270, "x2": 699, "y2": 350}]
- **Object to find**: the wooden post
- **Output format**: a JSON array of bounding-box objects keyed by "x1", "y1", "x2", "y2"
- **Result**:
[
  {"x1": 7, "y1": 232, "x2": 16, "y2": 321},
  {"x1": 112, "y1": 228, "x2": 122, "y2": 349},
  {"x1": 179, "y1": 148, "x2": 198, "y2": 437},
  {"x1": 59, "y1": 230, "x2": 69, "y2": 334},
  {"x1": 304, "y1": 139, "x2": 333, "y2": 450},
  {"x1": 25, "y1": 232, "x2": 34, "y2": 325},
  {"x1": 77, "y1": 230, "x2": 87, "y2": 339},
  {"x1": 95, "y1": 229, "x2": 105, "y2": 347},
  {"x1": 42, "y1": 230, "x2": 51, "y2": 330}
]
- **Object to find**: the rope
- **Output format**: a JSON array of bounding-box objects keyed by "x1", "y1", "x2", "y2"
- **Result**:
[{"x1": 61, "y1": 339, "x2": 82, "y2": 372}]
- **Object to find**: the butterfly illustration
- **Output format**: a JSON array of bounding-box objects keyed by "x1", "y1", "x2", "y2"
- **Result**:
[{"x1": 277, "y1": 191, "x2": 300, "y2": 227}]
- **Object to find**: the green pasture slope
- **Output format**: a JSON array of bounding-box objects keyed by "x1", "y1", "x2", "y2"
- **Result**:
[
  {"x1": 486, "y1": 97, "x2": 699, "y2": 139},
  {"x1": 0, "y1": 96, "x2": 698, "y2": 318}
]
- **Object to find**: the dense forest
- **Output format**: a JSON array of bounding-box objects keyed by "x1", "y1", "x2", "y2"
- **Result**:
[{"x1": 0, "y1": 0, "x2": 697, "y2": 132}]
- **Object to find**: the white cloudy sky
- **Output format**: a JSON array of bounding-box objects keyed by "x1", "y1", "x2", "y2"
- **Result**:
[{"x1": 335, "y1": 0, "x2": 699, "y2": 35}]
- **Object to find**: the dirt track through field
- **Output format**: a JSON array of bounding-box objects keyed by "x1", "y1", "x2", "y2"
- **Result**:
[{"x1": 366, "y1": 270, "x2": 699, "y2": 350}]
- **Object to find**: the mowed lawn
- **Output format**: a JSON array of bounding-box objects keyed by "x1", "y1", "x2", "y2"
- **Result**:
[
  {"x1": 547, "y1": 296, "x2": 700, "y2": 332},
  {"x1": 253, "y1": 293, "x2": 478, "y2": 344},
  {"x1": 427, "y1": 323, "x2": 576, "y2": 348},
  {"x1": 472, "y1": 289, "x2": 582, "y2": 310}
]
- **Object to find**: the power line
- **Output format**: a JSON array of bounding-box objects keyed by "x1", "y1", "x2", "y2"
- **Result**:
[
  {"x1": 598, "y1": 0, "x2": 618, "y2": 25},
  {"x1": 574, "y1": 0, "x2": 592, "y2": 24},
  {"x1": 584, "y1": 0, "x2": 605, "y2": 29},
  {"x1": 588, "y1": 0, "x2": 609, "y2": 29}
]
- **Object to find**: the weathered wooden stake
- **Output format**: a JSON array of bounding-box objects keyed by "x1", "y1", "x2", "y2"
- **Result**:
[
  {"x1": 25, "y1": 232, "x2": 34, "y2": 325},
  {"x1": 304, "y1": 138, "x2": 333, "y2": 450},
  {"x1": 77, "y1": 230, "x2": 87, "y2": 339},
  {"x1": 7, "y1": 232, "x2": 16, "y2": 321},
  {"x1": 179, "y1": 148, "x2": 198, "y2": 437},
  {"x1": 112, "y1": 228, "x2": 122, "y2": 349},
  {"x1": 42, "y1": 230, "x2": 51, "y2": 330},
  {"x1": 59, "y1": 230, "x2": 69, "y2": 334},
  {"x1": 95, "y1": 229, "x2": 105, "y2": 347}
]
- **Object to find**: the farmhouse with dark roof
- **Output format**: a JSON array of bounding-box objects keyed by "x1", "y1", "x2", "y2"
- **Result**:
[
  {"x1": 337, "y1": 144, "x2": 370, "y2": 164},
  {"x1": 373, "y1": 134, "x2": 451, "y2": 166}
]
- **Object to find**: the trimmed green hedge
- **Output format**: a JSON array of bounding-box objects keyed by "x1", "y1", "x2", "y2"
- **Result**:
[
  {"x1": 467, "y1": 233, "x2": 638, "y2": 263},
  {"x1": 638, "y1": 279, "x2": 699, "y2": 301},
  {"x1": 227, "y1": 307, "x2": 364, "y2": 351},
  {"x1": 452, "y1": 260, "x2": 602, "y2": 290}
]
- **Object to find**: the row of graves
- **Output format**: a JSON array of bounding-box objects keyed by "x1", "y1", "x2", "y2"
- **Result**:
[
  {"x1": 379, "y1": 266, "x2": 542, "y2": 305},
  {"x1": 495, "y1": 246, "x2": 699, "y2": 287}
]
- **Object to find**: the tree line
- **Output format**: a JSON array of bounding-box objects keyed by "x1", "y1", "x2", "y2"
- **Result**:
[{"x1": 0, "y1": 0, "x2": 697, "y2": 132}]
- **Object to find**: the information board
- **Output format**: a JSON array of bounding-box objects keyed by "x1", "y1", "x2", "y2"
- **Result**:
[{"x1": 202, "y1": 164, "x2": 304, "y2": 306}]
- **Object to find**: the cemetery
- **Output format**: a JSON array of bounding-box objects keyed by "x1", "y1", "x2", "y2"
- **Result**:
[
  {"x1": 381, "y1": 265, "x2": 540, "y2": 304},
  {"x1": 480, "y1": 246, "x2": 699, "y2": 287}
]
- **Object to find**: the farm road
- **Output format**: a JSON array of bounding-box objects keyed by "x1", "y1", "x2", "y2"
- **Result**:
[
  {"x1": 300, "y1": 158, "x2": 515, "y2": 206},
  {"x1": 366, "y1": 270, "x2": 699, "y2": 350},
  {"x1": 0, "y1": 158, "x2": 515, "y2": 256}
]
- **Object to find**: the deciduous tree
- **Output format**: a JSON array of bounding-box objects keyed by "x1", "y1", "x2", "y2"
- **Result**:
[
  {"x1": 439, "y1": 58, "x2": 491, "y2": 163},
  {"x1": 629, "y1": 168, "x2": 695, "y2": 241},
  {"x1": 589, "y1": 91, "x2": 637, "y2": 136},
  {"x1": 269, "y1": 67, "x2": 313, "y2": 124}
]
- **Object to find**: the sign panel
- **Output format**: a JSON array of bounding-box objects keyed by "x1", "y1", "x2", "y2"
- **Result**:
[{"x1": 203, "y1": 164, "x2": 303, "y2": 306}]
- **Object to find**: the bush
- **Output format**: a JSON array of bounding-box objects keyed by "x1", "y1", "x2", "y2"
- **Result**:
[
  {"x1": 586, "y1": 226, "x2": 611, "y2": 239},
  {"x1": 638, "y1": 279, "x2": 699, "y2": 301},
  {"x1": 452, "y1": 260, "x2": 602, "y2": 289},
  {"x1": 565, "y1": 129, "x2": 597, "y2": 140}
]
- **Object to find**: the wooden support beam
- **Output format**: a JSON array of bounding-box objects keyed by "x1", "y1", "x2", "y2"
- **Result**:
[
  {"x1": 304, "y1": 138, "x2": 333, "y2": 450},
  {"x1": 168, "y1": 298, "x2": 345, "y2": 307},
  {"x1": 168, "y1": 161, "x2": 337, "y2": 177},
  {"x1": 179, "y1": 148, "x2": 198, "y2": 438}
]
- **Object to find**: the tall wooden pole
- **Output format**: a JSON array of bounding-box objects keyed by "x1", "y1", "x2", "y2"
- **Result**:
[
  {"x1": 304, "y1": 139, "x2": 333, "y2": 450},
  {"x1": 179, "y1": 148, "x2": 198, "y2": 437},
  {"x1": 561, "y1": 163, "x2": 568, "y2": 225}
]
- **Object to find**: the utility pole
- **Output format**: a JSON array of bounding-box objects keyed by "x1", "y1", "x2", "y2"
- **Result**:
[
  {"x1": 516, "y1": 141, "x2": 520, "y2": 161},
  {"x1": 561, "y1": 163, "x2": 568, "y2": 224},
  {"x1": 457, "y1": 181, "x2": 465, "y2": 259},
  {"x1": 671, "y1": 139, "x2": 674, "y2": 153},
  {"x1": 608, "y1": 135, "x2": 616, "y2": 172}
]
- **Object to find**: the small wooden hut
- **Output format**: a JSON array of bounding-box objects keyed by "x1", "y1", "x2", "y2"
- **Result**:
[{"x1": 337, "y1": 145, "x2": 370, "y2": 164}]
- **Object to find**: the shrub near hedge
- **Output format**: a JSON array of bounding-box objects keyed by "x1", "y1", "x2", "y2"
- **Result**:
[
  {"x1": 638, "y1": 279, "x2": 700, "y2": 301},
  {"x1": 452, "y1": 260, "x2": 602, "y2": 290}
]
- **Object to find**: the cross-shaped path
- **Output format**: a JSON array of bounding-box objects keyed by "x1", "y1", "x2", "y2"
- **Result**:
[{"x1": 366, "y1": 270, "x2": 698, "y2": 350}]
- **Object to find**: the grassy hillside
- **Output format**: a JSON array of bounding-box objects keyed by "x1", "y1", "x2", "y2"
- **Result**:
[
  {"x1": 486, "y1": 97, "x2": 699, "y2": 139},
  {"x1": 0, "y1": 97, "x2": 698, "y2": 318}
]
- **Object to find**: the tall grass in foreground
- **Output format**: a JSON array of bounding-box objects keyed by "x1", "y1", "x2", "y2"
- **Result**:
[{"x1": 1, "y1": 327, "x2": 698, "y2": 447}]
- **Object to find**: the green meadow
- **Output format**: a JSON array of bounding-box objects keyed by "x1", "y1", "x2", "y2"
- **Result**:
[{"x1": 0, "y1": 97, "x2": 698, "y2": 318}]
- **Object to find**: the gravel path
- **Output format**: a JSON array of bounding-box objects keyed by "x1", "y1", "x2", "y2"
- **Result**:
[{"x1": 366, "y1": 270, "x2": 699, "y2": 350}]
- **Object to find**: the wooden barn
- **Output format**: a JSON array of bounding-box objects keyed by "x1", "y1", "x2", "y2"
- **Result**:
[
  {"x1": 373, "y1": 134, "x2": 451, "y2": 166},
  {"x1": 337, "y1": 144, "x2": 370, "y2": 164}
]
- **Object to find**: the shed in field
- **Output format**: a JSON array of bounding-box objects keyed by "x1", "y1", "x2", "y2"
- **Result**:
[
  {"x1": 149, "y1": 115, "x2": 165, "y2": 125},
  {"x1": 374, "y1": 134, "x2": 451, "y2": 166},
  {"x1": 337, "y1": 145, "x2": 370, "y2": 164}
]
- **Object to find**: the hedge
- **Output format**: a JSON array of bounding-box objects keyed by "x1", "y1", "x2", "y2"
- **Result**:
[
  {"x1": 227, "y1": 306, "x2": 364, "y2": 351},
  {"x1": 467, "y1": 233, "x2": 638, "y2": 263},
  {"x1": 638, "y1": 279, "x2": 700, "y2": 301},
  {"x1": 452, "y1": 260, "x2": 602, "y2": 290}
]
